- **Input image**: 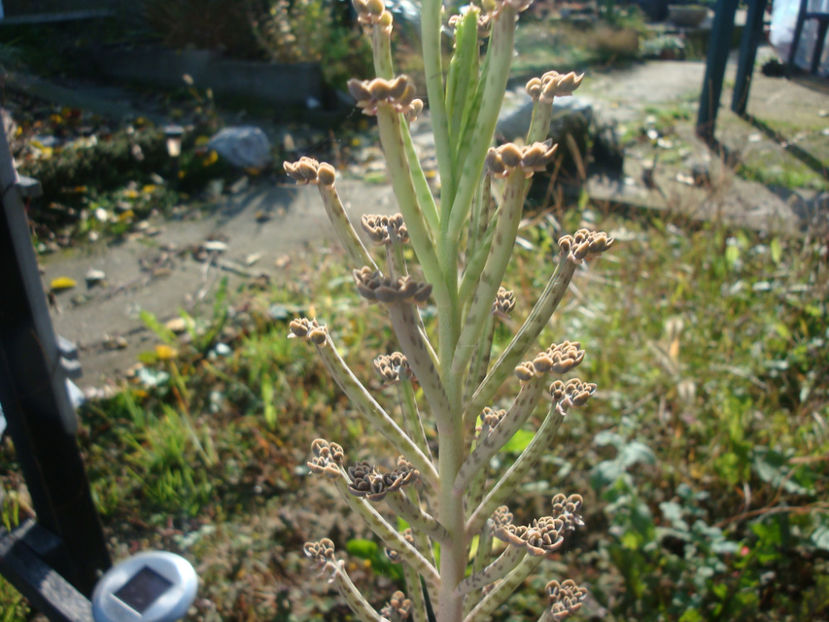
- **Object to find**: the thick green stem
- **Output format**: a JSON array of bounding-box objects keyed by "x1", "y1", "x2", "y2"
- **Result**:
[
  {"x1": 466, "y1": 257, "x2": 577, "y2": 419},
  {"x1": 376, "y1": 106, "x2": 459, "y2": 368},
  {"x1": 397, "y1": 379, "x2": 432, "y2": 462},
  {"x1": 386, "y1": 493, "x2": 449, "y2": 542},
  {"x1": 318, "y1": 184, "x2": 378, "y2": 271},
  {"x1": 447, "y1": 6, "x2": 516, "y2": 240},
  {"x1": 388, "y1": 303, "x2": 452, "y2": 427},
  {"x1": 451, "y1": 169, "x2": 525, "y2": 381},
  {"x1": 422, "y1": 0, "x2": 453, "y2": 206},
  {"x1": 436, "y1": 414, "x2": 466, "y2": 622}
]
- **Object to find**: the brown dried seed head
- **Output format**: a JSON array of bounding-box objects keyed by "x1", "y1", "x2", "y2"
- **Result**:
[
  {"x1": 558, "y1": 229, "x2": 614, "y2": 263},
  {"x1": 405, "y1": 98, "x2": 424, "y2": 122},
  {"x1": 388, "y1": 75, "x2": 409, "y2": 100},
  {"x1": 370, "y1": 78, "x2": 393, "y2": 100},
  {"x1": 366, "y1": 0, "x2": 385, "y2": 16},
  {"x1": 289, "y1": 317, "x2": 325, "y2": 340},
  {"x1": 303, "y1": 538, "x2": 336, "y2": 565}
]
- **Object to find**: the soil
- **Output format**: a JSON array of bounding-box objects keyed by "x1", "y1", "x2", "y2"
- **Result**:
[{"x1": 12, "y1": 50, "x2": 829, "y2": 387}]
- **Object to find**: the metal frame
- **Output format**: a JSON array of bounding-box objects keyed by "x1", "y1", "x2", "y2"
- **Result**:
[{"x1": 0, "y1": 118, "x2": 110, "y2": 609}]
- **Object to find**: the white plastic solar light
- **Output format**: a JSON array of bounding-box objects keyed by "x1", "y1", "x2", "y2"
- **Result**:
[{"x1": 92, "y1": 551, "x2": 197, "y2": 622}]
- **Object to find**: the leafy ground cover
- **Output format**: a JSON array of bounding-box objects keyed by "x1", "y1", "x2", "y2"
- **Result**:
[{"x1": 3, "y1": 202, "x2": 826, "y2": 620}]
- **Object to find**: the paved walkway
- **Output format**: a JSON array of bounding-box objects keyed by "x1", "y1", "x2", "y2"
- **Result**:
[{"x1": 30, "y1": 55, "x2": 828, "y2": 385}]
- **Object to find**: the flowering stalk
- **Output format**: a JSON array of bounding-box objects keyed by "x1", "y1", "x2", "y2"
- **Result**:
[{"x1": 284, "y1": 0, "x2": 614, "y2": 619}]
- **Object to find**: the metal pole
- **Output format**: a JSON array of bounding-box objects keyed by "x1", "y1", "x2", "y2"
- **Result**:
[
  {"x1": 696, "y1": 0, "x2": 739, "y2": 142},
  {"x1": 0, "y1": 119, "x2": 110, "y2": 595},
  {"x1": 732, "y1": 0, "x2": 769, "y2": 116}
]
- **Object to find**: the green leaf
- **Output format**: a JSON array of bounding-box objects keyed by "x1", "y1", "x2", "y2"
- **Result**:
[
  {"x1": 346, "y1": 538, "x2": 378, "y2": 559},
  {"x1": 770, "y1": 237, "x2": 782, "y2": 264},
  {"x1": 262, "y1": 371, "x2": 276, "y2": 429},
  {"x1": 501, "y1": 428, "x2": 534, "y2": 453},
  {"x1": 618, "y1": 441, "x2": 656, "y2": 468}
]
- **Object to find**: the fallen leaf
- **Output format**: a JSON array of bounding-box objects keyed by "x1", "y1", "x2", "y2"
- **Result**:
[{"x1": 50, "y1": 276, "x2": 77, "y2": 291}]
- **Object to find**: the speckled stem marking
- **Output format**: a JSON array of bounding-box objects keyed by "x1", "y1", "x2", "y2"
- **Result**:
[
  {"x1": 318, "y1": 184, "x2": 378, "y2": 271},
  {"x1": 454, "y1": 544, "x2": 526, "y2": 597},
  {"x1": 466, "y1": 407, "x2": 565, "y2": 535},
  {"x1": 463, "y1": 555, "x2": 543, "y2": 622}
]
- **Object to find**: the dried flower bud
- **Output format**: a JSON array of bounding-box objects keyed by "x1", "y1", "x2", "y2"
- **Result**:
[
  {"x1": 373, "y1": 352, "x2": 411, "y2": 383},
  {"x1": 514, "y1": 361, "x2": 537, "y2": 382},
  {"x1": 405, "y1": 99, "x2": 424, "y2": 123},
  {"x1": 546, "y1": 579, "x2": 588, "y2": 620},
  {"x1": 492, "y1": 287, "x2": 516, "y2": 317},
  {"x1": 522, "y1": 516, "x2": 566, "y2": 556},
  {"x1": 353, "y1": 266, "x2": 432, "y2": 305},
  {"x1": 307, "y1": 438, "x2": 345, "y2": 479},
  {"x1": 353, "y1": 0, "x2": 393, "y2": 30},
  {"x1": 303, "y1": 537, "x2": 336, "y2": 566},
  {"x1": 558, "y1": 229, "x2": 614, "y2": 264},
  {"x1": 316, "y1": 162, "x2": 336, "y2": 186}
]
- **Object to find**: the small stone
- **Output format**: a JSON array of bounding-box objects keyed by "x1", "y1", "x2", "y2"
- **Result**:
[
  {"x1": 85, "y1": 269, "x2": 106, "y2": 286},
  {"x1": 165, "y1": 317, "x2": 189, "y2": 334},
  {"x1": 203, "y1": 240, "x2": 228, "y2": 252}
]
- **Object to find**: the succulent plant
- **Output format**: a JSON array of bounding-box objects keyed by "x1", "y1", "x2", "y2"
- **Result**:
[{"x1": 284, "y1": 0, "x2": 613, "y2": 619}]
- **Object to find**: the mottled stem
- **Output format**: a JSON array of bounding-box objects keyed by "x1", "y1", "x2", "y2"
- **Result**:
[
  {"x1": 318, "y1": 183, "x2": 378, "y2": 271},
  {"x1": 455, "y1": 544, "x2": 525, "y2": 596},
  {"x1": 334, "y1": 471, "x2": 440, "y2": 586},
  {"x1": 313, "y1": 334, "x2": 438, "y2": 483},
  {"x1": 386, "y1": 493, "x2": 449, "y2": 542},
  {"x1": 451, "y1": 168, "x2": 525, "y2": 380},
  {"x1": 326, "y1": 560, "x2": 389, "y2": 622},
  {"x1": 455, "y1": 377, "x2": 546, "y2": 495},
  {"x1": 463, "y1": 555, "x2": 543, "y2": 622},
  {"x1": 467, "y1": 257, "x2": 577, "y2": 420},
  {"x1": 466, "y1": 406, "x2": 565, "y2": 535}
]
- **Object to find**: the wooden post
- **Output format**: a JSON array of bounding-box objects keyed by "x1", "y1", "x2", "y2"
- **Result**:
[{"x1": 0, "y1": 120, "x2": 110, "y2": 596}]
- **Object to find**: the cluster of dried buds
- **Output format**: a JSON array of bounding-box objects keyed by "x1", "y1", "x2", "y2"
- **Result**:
[
  {"x1": 353, "y1": 267, "x2": 433, "y2": 305},
  {"x1": 546, "y1": 579, "x2": 588, "y2": 620},
  {"x1": 346, "y1": 457, "x2": 419, "y2": 501},
  {"x1": 549, "y1": 378, "x2": 597, "y2": 416},
  {"x1": 514, "y1": 341, "x2": 586, "y2": 382},
  {"x1": 347, "y1": 75, "x2": 423, "y2": 119},
  {"x1": 492, "y1": 286, "x2": 516, "y2": 317},
  {"x1": 306, "y1": 438, "x2": 345, "y2": 479},
  {"x1": 558, "y1": 229, "x2": 615, "y2": 264},
  {"x1": 361, "y1": 213, "x2": 409, "y2": 245},
  {"x1": 485, "y1": 141, "x2": 559, "y2": 178},
  {"x1": 352, "y1": 0, "x2": 392, "y2": 32},
  {"x1": 303, "y1": 537, "x2": 338, "y2": 569},
  {"x1": 288, "y1": 317, "x2": 327, "y2": 345},
  {"x1": 379, "y1": 590, "x2": 413, "y2": 621},
  {"x1": 490, "y1": 496, "x2": 583, "y2": 557},
  {"x1": 283, "y1": 157, "x2": 336, "y2": 186},
  {"x1": 525, "y1": 71, "x2": 585, "y2": 103},
  {"x1": 373, "y1": 351, "x2": 412, "y2": 383},
  {"x1": 477, "y1": 407, "x2": 507, "y2": 439}
]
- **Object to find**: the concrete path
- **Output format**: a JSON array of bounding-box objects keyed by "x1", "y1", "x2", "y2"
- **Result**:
[{"x1": 28, "y1": 55, "x2": 828, "y2": 386}]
